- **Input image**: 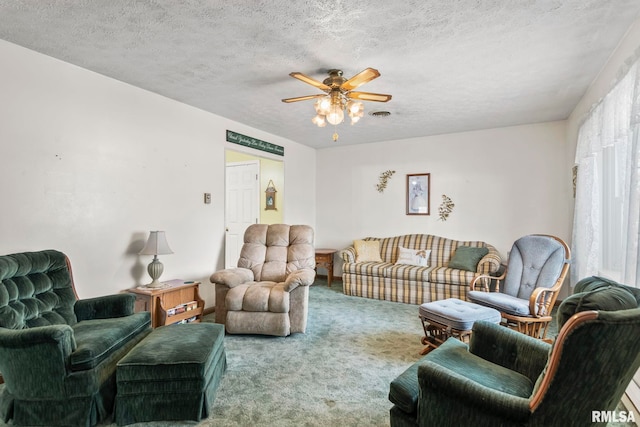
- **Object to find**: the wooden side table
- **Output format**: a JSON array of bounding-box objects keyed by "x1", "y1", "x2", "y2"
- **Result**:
[
  {"x1": 127, "y1": 279, "x2": 204, "y2": 328},
  {"x1": 315, "y1": 249, "x2": 337, "y2": 287}
]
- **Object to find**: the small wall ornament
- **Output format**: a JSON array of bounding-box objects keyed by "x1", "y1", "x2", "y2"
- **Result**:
[
  {"x1": 376, "y1": 170, "x2": 396, "y2": 193},
  {"x1": 438, "y1": 194, "x2": 455, "y2": 221},
  {"x1": 265, "y1": 179, "x2": 277, "y2": 210}
]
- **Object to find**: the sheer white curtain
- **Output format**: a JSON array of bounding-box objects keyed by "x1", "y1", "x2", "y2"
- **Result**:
[
  {"x1": 572, "y1": 58, "x2": 640, "y2": 287},
  {"x1": 573, "y1": 55, "x2": 640, "y2": 413}
]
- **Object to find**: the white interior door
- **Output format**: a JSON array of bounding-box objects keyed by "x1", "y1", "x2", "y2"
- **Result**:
[{"x1": 225, "y1": 161, "x2": 259, "y2": 268}]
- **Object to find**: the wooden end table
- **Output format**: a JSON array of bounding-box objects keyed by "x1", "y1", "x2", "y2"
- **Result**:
[
  {"x1": 315, "y1": 249, "x2": 337, "y2": 287},
  {"x1": 127, "y1": 279, "x2": 204, "y2": 328}
]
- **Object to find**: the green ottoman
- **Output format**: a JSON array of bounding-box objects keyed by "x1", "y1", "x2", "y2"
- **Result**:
[{"x1": 115, "y1": 322, "x2": 226, "y2": 425}]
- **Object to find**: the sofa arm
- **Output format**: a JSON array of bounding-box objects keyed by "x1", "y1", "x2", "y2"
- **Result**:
[
  {"x1": 210, "y1": 267, "x2": 255, "y2": 288},
  {"x1": 341, "y1": 247, "x2": 356, "y2": 263},
  {"x1": 417, "y1": 359, "x2": 531, "y2": 424},
  {"x1": 469, "y1": 321, "x2": 550, "y2": 383},
  {"x1": 0, "y1": 325, "x2": 75, "y2": 396},
  {"x1": 476, "y1": 245, "x2": 502, "y2": 275},
  {"x1": 75, "y1": 293, "x2": 136, "y2": 321},
  {"x1": 284, "y1": 268, "x2": 316, "y2": 292}
]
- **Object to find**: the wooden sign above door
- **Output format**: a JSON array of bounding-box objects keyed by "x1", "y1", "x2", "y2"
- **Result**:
[{"x1": 226, "y1": 130, "x2": 284, "y2": 156}]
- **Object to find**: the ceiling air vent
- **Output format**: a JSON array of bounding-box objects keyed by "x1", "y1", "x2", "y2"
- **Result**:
[{"x1": 369, "y1": 111, "x2": 391, "y2": 117}]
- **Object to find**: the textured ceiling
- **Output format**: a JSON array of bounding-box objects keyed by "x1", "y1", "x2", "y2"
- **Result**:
[{"x1": 1, "y1": 1, "x2": 639, "y2": 148}]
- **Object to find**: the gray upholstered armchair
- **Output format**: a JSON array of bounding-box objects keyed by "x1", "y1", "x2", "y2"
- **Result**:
[
  {"x1": 468, "y1": 234, "x2": 570, "y2": 339},
  {"x1": 0, "y1": 250, "x2": 151, "y2": 427},
  {"x1": 389, "y1": 276, "x2": 640, "y2": 427},
  {"x1": 210, "y1": 224, "x2": 315, "y2": 336}
]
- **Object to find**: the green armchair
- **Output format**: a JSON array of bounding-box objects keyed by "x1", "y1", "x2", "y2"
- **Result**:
[
  {"x1": 0, "y1": 250, "x2": 151, "y2": 427},
  {"x1": 389, "y1": 276, "x2": 640, "y2": 427}
]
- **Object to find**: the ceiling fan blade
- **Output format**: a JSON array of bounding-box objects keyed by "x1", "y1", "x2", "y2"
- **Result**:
[
  {"x1": 341, "y1": 68, "x2": 381, "y2": 91},
  {"x1": 289, "y1": 72, "x2": 331, "y2": 91},
  {"x1": 347, "y1": 91, "x2": 392, "y2": 102},
  {"x1": 281, "y1": 94, "x2": 327, "y2": 103}
]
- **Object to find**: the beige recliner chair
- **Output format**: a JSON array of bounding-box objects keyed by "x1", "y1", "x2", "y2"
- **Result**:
[{"x1": 210, "y1": 224, "x2": 316, "y2": 336}]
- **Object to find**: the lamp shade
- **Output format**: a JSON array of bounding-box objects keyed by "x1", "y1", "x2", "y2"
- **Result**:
[{"x1": 139, "y1": 231, "x2": 173, "y2": 256}]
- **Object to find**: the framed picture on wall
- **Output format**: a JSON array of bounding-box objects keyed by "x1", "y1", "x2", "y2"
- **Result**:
[{"x1": 406, "y1": 173, "x2": 430, "y2": 215}]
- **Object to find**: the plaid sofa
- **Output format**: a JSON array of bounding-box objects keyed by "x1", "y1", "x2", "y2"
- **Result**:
[{"x1": 341, "y1": 234, "x2": 502, "y2": 305}]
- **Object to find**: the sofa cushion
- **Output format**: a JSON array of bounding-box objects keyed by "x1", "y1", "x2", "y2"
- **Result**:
[
  {"x1": 574, "y1": 276, "x2": 640, "y2": 304},
  {"x1": 557, "y1": 284, "x2": 637, "y2": 329},
  {"x1": 386, "y1": 264, "x2": 433, "y2": 282},
  {"x1": 342, "y1": 262, "x2": 393, "y2": 278},
  {"x1": 71, "y1": 312, "x2": 151, "y2": 371},
  {"x1": 422, "y1": 338, "x2": 535, "y2": 397},
  {"x1": 226, "y1": 282, "x2": 290, "y2": 313},
  {"x1": 238, "y1": 224, "x2": 315, "y2": 283},
  {"x1": 467, "y1": 291, "x2": 531, "y2": 317},
  {"x1": 0, "y1": 250, "x2": 78, "y2": 329},
  {"x1": 354, "y1": 240, "x2": 382, "y2": 263},
  {"x1": 429, "y1": 267, "x2": 478, "y2": 286},
  {"x1": 396, "y1": 247, "x2": 430, "y2": 267},
  {"x1": 448, "y1": 246, "x2": 489, "y2": 271}
]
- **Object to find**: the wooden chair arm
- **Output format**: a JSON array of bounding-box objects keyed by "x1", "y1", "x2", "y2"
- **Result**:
[
  {"x1": 470, "y1": 270, "x2": 506, "y2": 292},
  {"x1": 529, "y1": 287, "x2": 559, "y2": 317},
  {"x1": 529, "y1": 311, "x2": 598, "y2": 411}
]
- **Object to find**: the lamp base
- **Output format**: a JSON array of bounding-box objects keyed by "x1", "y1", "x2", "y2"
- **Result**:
[
  {"x1": 145, "y1": 257, "x2": 165, "y2": 288},
  {"x1": 144, "y1": 279, "x2": 166, "y2": 288}
]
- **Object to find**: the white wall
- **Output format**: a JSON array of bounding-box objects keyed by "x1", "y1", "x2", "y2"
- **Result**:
[
  {"x1": 316, "y1": 121, "x2": 572, "y2": 283},
  {"x1": 0, "y1": 40, "x2": 316, "y2": 307}
]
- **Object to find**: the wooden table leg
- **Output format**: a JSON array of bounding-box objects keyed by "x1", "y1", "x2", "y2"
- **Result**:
[{"x1": 315, "y1": 249, "x2": 337, "y2": 287}]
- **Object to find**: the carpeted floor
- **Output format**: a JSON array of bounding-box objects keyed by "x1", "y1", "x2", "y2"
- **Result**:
[
  {"x1": 96, "y1": 278, "x2": 425, "y2": 427},
  {"x1": 198, "y1": 278, "x2": 425, "y2": 427},
  {"x1": 1, "y1": 278, "x2": 636, "y2": 426}
]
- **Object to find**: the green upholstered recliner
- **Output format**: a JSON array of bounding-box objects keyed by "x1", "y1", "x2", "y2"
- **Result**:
[
  {"x1": 389, "y1": 276, "x2": 640, "y2": 427},
  {"x1": 0, "y1": 250, "x2": 151, "y2": 427}
]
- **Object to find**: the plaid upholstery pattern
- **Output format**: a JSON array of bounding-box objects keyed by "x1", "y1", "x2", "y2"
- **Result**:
[{"x1": 341, "y1": 234, "x2": 501, "y2": 305}]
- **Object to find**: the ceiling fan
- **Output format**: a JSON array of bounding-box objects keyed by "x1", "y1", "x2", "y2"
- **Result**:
[{"x1": 282, "y1": 68, "x2": 392, "y2": 141}]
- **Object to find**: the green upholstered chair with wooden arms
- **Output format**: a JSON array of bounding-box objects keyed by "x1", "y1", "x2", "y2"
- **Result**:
[{"x1": 388, "y1": 275, "x2": 640, "y2": 427}]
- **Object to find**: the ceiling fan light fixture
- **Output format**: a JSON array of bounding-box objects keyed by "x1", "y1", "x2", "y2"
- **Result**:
[
  {"x1": 311, "y1": 114, "x2": 326, "y2": 127},
  {"x1": 314, "y1": 96, "x2": 331, "y2": 115},
  {"x1": 347, "y1": 100, "x2": 364, "y2": 116},
  {"x1": 326, "y1": 102, "x2": 344, "y2": 125},
  {"x1": 283, "y1": 67, "x2": 391, "y2": 141}
]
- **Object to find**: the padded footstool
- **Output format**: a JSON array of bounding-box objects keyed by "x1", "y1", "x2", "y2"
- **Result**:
[
  {"x1": 418, "y1": 298, "x2": 501, "y2": 354},
  {"x1": 115, "y1": 322, "x2": 227, "y2": 426}
]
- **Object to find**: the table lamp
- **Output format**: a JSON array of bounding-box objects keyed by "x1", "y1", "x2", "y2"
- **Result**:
[{"x1": 139, "y1": 230, "x2": 173, "y2": 288}]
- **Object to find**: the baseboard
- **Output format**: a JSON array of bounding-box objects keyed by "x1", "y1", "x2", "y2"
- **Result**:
[{"x1": 315, "y1": 274, "x2": 342, "y2": 282}]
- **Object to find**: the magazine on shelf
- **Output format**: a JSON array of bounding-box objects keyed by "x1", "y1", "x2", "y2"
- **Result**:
[{"x1": 167, "y1": 300, "x2": 199, "y2": 317}]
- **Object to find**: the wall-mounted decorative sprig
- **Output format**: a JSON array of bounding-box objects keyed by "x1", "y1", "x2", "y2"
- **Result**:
[
  {"x1": 438, "y1": 194, "x2": 455, "y2": 221},
  {"x1": 376, "y1": 170, "x2": 396, "y2": 193}
]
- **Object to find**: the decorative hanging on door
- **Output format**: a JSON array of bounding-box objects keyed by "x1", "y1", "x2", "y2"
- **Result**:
[{"x1": 265, "y1": 180, "x2": 277, "y2": 210}]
